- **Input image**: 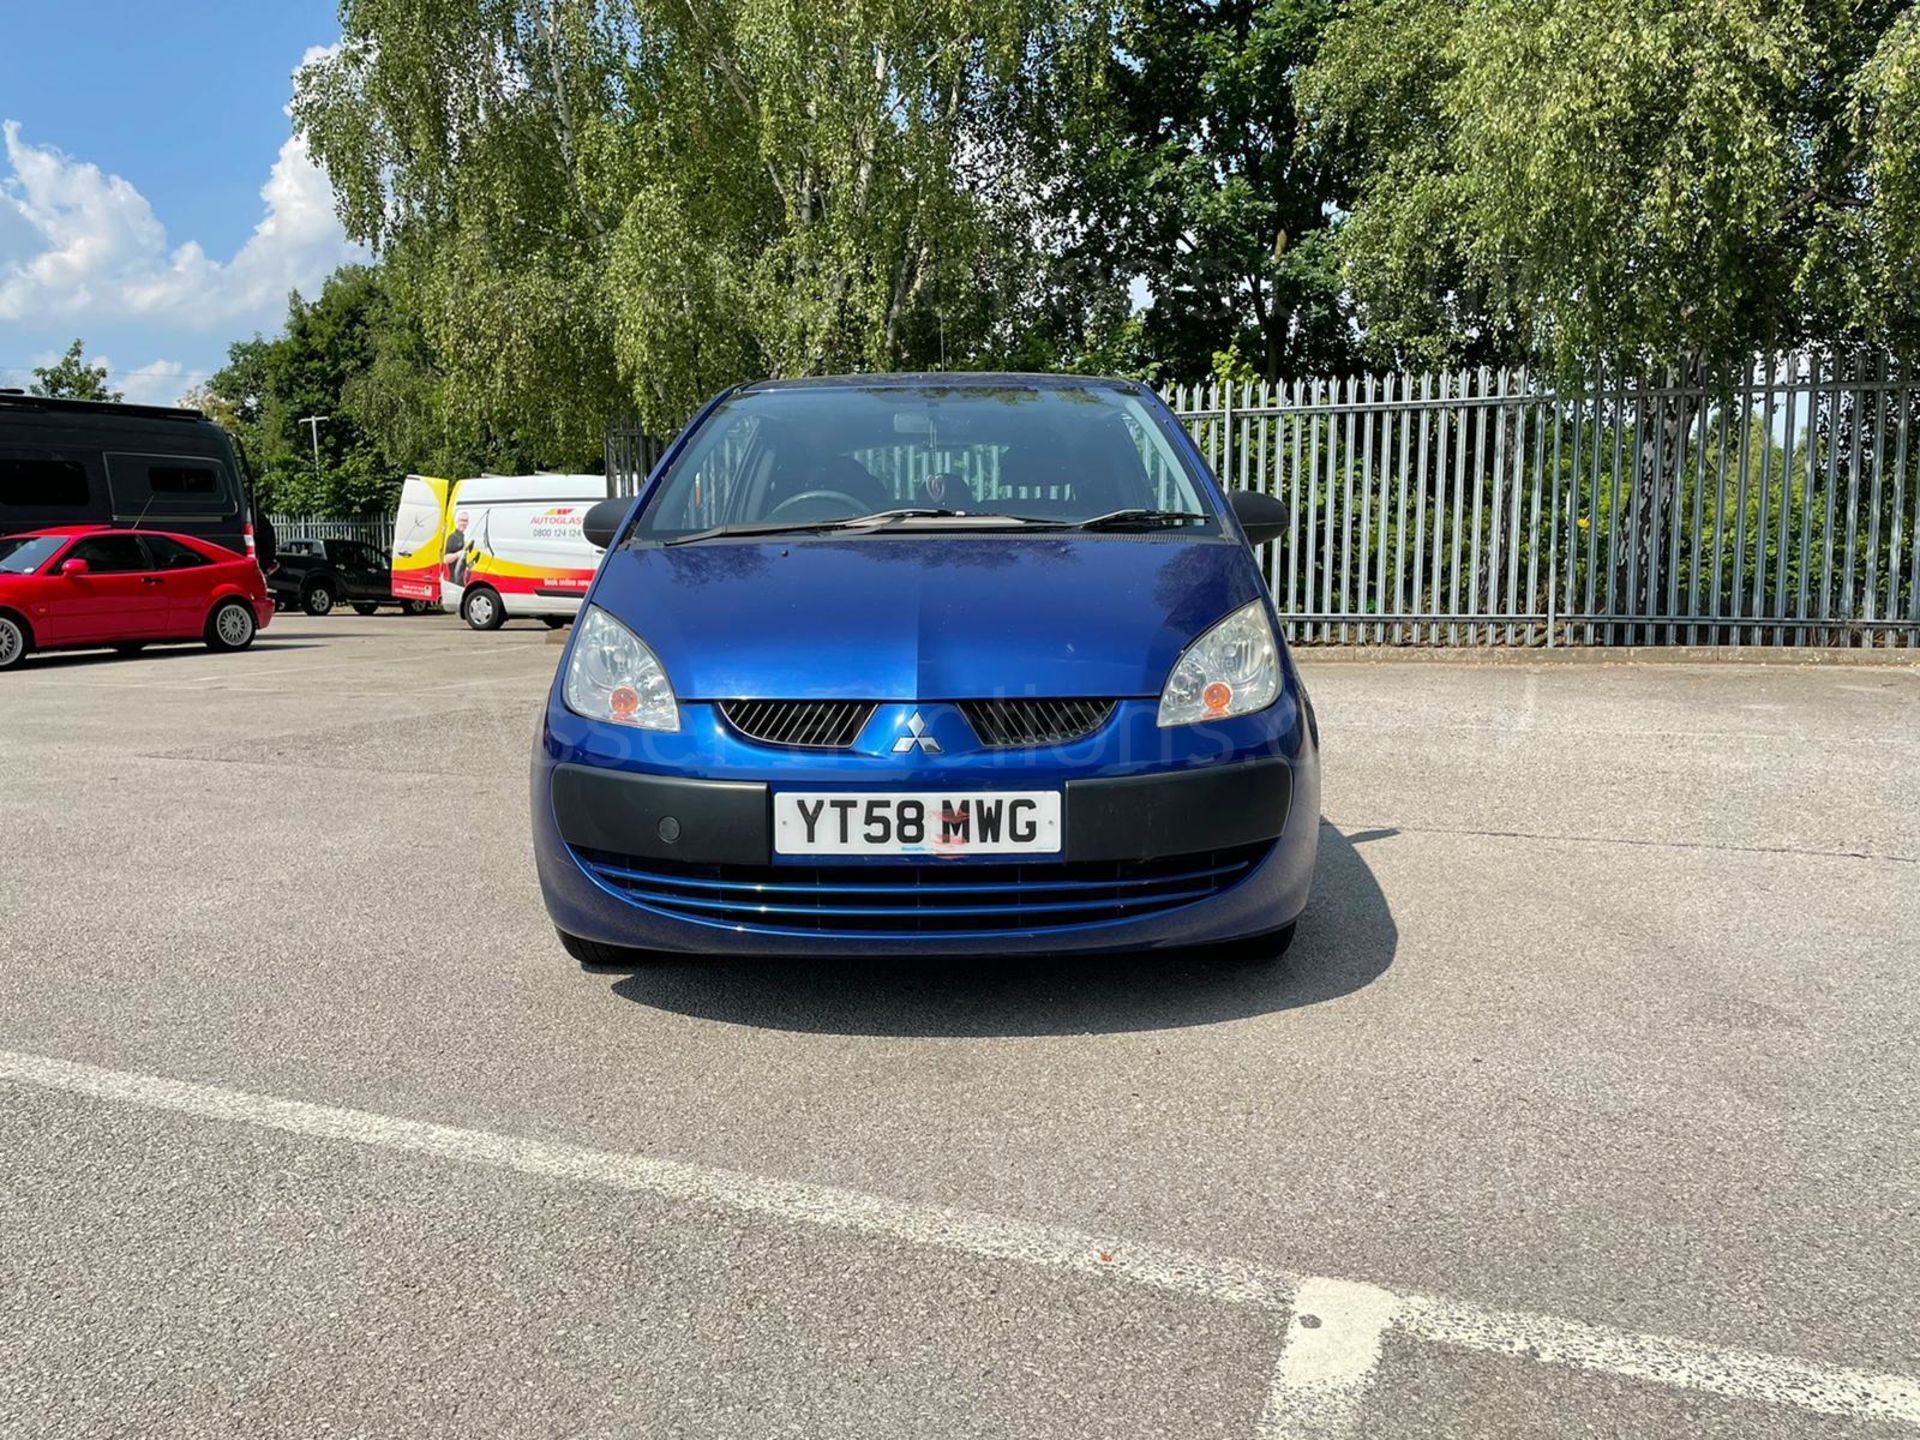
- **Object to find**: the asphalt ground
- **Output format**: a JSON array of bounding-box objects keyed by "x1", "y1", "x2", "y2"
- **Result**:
[{"x1": 2, "y1": 613, "x2": 1917, "y2": 1438}]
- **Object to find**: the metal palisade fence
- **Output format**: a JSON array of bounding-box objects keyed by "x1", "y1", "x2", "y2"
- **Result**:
[
  {"x1": 600, "y1": 353, "x2": 1920, "y2": 648},
  {"x1": 266, "y1": 514, "x2": 396, "y2": 553},
  {"x1": 606, "y1": 429, "x2": 667, "y2": 498},
  {"x1": 1173, "y1": 353, "x2": 1919, "y2": 647}
]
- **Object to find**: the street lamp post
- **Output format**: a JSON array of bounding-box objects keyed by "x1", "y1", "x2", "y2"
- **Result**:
[{"x1": 298, "y1": 415, "x2": 330, "y2": 486}]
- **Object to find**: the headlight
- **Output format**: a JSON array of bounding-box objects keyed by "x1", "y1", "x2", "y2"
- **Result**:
[
  {"x1": 1157, "y1": 599, "x2": 1281, "y2": 727},
  {"x1": 564, "y1": 605, "x2": 679, "y2": 730}
]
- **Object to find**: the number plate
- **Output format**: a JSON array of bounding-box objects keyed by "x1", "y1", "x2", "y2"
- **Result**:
[{"x1": 773, "y1": 791, "x2": 1062, "y2": 857}]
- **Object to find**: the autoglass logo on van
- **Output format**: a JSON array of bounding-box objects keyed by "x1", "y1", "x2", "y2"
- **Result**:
[{"x1": 530, "y1": 506, "x2": 581, "y2": 539}]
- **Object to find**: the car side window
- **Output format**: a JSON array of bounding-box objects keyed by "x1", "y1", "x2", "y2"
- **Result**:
[
  {"x1": 65, "y1": 535, "x2": 153, "y2": 573},
  {"x1": 144, "y1": 536, "x2": 210, "y2": 570}
]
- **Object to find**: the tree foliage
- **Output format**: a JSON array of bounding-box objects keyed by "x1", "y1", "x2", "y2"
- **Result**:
[
  {"x1": 197, "y1": 0, "x2": 1920, "y2": 488},
  {"x1": 294, "y1": 0, "x2": 1075, "y2": 437},
  {"x1": 1301, "y1": 0, "x2": 1920, "y2": 374},
  {"x1": 204, "y1": 266, "x2": 490, "y2": 515},
  {"x1": 30, "y1": 340, "x2": 121, "y2": 402},
  {"x1": 1028, "y1": 0, "x2": 1358, "y2": 384}
]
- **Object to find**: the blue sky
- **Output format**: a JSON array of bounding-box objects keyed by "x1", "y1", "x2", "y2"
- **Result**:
[{"x1": 0, "y1": 2, "x2": 362, "y2": 403}]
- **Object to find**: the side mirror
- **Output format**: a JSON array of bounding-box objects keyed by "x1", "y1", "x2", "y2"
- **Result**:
[
  {"x1": 583, "y1": 497, "x2": 631, "y2": 551},
  {"x1": 1228, "y1": 490, "x2": 1290, "y2": 548},
  {"x1": 60, "y1": 558, "x2": 91, "y2": 577}
]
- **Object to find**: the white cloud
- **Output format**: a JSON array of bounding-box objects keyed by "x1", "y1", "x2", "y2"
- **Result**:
[
  {"x1": 111, "y1": 358, "x2": 188, "y2": 407},
  {"x1": 298, "y1": 41, "x2": 345, "y2": 71},
  {"x1": 0, "y1": 48, "x2": 363, "y2": 332}
]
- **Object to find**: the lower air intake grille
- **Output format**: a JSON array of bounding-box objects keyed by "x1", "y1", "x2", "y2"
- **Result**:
[
  {"x1": 571, "y1": 843, "x2": 1270, "y2": 938},
  {"x1": 720, "y1": 700, "x2": 876, "y2": 749},
  {"x1": 959, "y1": 698, "x2": 1117, "y2": 748}
]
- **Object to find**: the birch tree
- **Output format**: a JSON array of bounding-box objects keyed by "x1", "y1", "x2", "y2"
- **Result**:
[{"x1": 295, "y1": 0, "x2": 1068, "y2": 438}]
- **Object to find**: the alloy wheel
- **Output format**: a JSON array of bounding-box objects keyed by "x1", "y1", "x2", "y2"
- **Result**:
[{"x1": 216, "y1": 605, "x2": 254, "y2": 647}]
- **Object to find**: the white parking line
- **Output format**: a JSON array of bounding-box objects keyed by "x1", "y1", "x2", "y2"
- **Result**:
[
  {"x1": 1257, "y1": 1277, "x2": 1400, "y2": 1438},
  {"x1": 3, "y1": 1046, "x2": 1917, "y2": 1432}
]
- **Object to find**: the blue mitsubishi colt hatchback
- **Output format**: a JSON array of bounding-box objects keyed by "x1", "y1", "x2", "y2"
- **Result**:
[{"x1": 533, "y1": 374, "x2": 1319, "y2": 963}]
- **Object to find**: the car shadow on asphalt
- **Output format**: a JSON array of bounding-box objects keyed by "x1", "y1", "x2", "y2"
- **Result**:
[
  {"x1": 16, "y1": 641, "x2": 328, "y2": 670},
  {"x1": 606, "y1": 822, "x2": 1395, "y2": 1037}
]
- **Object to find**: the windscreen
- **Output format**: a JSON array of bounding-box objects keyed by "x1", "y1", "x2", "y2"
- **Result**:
[
  {"x1": 635, "y1": 384, "x2": 1212, "y2": 537},
  {"x1": 0, "y1": 534, "x2": 67, "y2": 573}
]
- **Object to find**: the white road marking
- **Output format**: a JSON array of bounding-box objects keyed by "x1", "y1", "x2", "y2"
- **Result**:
[
  {"x1": 0, "y1": 1047, "x2": 1287, "y2": 1310},
  {"x1": 1257, "y1": 1277, "x2": 1400, "y2": 1438},
  {"x1": 4, "y1": 1046, "x2": 1918, "y2": 1432},
  {"x1": 1396, "y1": 1293, "x2": 1920, "y2": 1424},
  {"x1": 1513, "y1": 672, "x2": 1539, "y2": 732}
]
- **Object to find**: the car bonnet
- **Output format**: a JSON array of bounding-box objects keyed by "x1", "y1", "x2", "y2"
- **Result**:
[{"x1": 587, "y1": 532, "x2": 1266, "y2": 700}]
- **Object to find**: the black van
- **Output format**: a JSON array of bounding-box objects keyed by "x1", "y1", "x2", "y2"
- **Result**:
[{"x1": 0, "y1": 393, "x2": 257, "y2": 557}]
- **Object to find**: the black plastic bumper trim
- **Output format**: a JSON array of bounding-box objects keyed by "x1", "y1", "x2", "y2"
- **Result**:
[
  {"x1": 1064, "y1": 758, "x2": 1292, "y2": 862},
  {"x1": 552, "y1": 764, "x2": 769, "y2": 865},
  {"x1": 554, "y1": 756, "x2": 1291, "y2": 869}
]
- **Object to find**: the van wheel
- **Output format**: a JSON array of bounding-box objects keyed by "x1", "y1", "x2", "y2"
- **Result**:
[
  {"x1": 402, "y1": 600, "x2": 435, "y2": 616},
  {"x1": 303, "y1": 582, "x2": 336, "y2": 617},
  {"x1": 541, "y1": 617, "x2": 568, "y2": 630},
  {"x1": 462, "y1": 586, "x2": 505, "y2": 631},
  {"x1": 0, "y1": 613, "x2": 30, "y2": 670},
  {"x1": 352, "y1": 602, "x2": 380, "y2": 616},
  {"x1": 205, "y1": 600, "x2": 257, "y2": 652},
  {"x1": 556, "y1": 928, "x2": 653, "y2": 970}
]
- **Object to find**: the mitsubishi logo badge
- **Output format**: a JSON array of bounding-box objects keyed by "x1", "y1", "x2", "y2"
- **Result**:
[{"x1": 892, "y1": 711, "x2": 942, "y2": 754}]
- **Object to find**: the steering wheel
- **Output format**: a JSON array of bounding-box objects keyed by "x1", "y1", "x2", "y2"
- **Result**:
[{"x1": 766, "y1": 489, "x2": 870, "y2": 521}]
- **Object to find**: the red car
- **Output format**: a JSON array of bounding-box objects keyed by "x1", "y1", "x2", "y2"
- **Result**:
[{"x1": 0, "y1": 526, "x2": 273, "y2": 671}]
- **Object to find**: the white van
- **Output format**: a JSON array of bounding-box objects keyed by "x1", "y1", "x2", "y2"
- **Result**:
[{"x1": 393, "y1": 473, "x2": 612, "y2": 630}]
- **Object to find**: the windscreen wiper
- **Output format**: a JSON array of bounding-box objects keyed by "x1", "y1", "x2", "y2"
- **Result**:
[
  {"x1": 1072, "y1": 508, "x2": 1211, "y2": 530},
  {"x1": 663, "y1": 508, "x2": 1038, "y2": 546}
]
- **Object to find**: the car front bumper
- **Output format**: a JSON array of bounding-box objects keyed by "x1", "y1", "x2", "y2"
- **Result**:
[{"x1": 532, "y1": 687, "x2": 1321, "y2": 958}]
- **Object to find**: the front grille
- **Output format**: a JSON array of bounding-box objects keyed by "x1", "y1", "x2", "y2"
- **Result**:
[
  {"x1": 959, "y1": 698, "x2": 1116, "y2": 748},
  {"x1": 720, "y1": 699, "x2": 876, "y2": 749},
  {"x1": 571, "y1": 843, "x2": 1268, "y2": 937}
]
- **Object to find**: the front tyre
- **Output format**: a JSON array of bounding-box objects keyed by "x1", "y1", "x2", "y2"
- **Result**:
[
  {"x1": 205, "y1": 600, "x2": 258, "y2": 653},
  {"x1": 402, "y1": 599, "x2": 435, "y2": 616},
  {"x1": 461, "y1": 586, "x2": 505, "y2": 631},
  {"x1": 352, "y1": 602, "x2": 381, "y2": 616},
  {"x1": 556, "y1": 928, "x2": 654, "y2": 970},
  {"x1": 0, "y1": 613, "x2": 30, "y2": 670},
  {"x1": 303, "y1": 582, "x2": 337, "y2": 617}
]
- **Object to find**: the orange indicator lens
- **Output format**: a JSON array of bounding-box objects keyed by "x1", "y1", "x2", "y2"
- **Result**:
[{"x1": 1202, "y1": 681, "x2": 1233, "y2": 713}]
